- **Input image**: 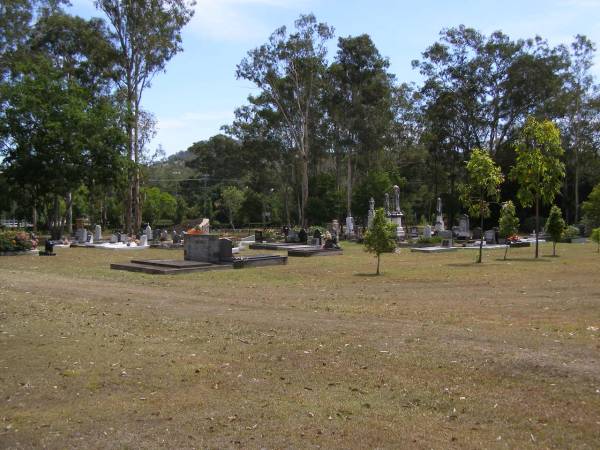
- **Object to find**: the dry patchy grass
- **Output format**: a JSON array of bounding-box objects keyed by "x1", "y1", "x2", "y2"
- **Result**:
[{"x1": 0, "y1": 242, "x2": 599, "y2": 448}]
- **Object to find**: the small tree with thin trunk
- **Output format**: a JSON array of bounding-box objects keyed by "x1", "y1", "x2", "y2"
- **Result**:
[
  {"x1": 545, "y1": 205, "x2": 566, "y2": 257},
  {"x1": 221, "y1": 186, "x2": 245, "y2": 231},
  {"x1": 460, "y1": 148, "x2": 504, "y2": 263},
  {"x1": 591, "y1": 227, "x2": 600, "y2": 253},
  {"x1": 510, "y1": 117, "x2": 565, "y2": 258},
  {"x1": 363, "y1": 208, "x2": 396, "y2": 275},
  {"x1": 499, "y1": 200, "x2": 520, "y2": 260}
]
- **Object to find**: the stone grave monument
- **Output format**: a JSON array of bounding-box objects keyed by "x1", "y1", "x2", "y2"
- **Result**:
[
  {"x1": 386, "y1": 185, "x2": 405, "y2": 241},
  {"x1": 435, "y1": 197, "x2": 445, "y2": 232},
  {"x1": 94, "y1": 224, "x2": 102, "y2": 242},
  {"x1": 367, "y1": 197, "x2": 375, "y2": 229}
]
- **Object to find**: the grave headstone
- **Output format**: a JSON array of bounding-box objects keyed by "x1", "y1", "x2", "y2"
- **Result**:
[
  {"x1": 457, "y1": 214, "x2": 470, "y2": 238},
  {"x1": 255, "y1": 229, "x2": 264, "y2": 243},
  {"x1": 367, "y1": 197, "x2": 375, "y2": 229},
  {"x1": 438, "y1": 230, "x2": 452, "y2": 248},
  {"x1": 94, "y1": 224, "x2": 102, "y2": 242},
  {"x1": 484, "y1": 229, "x2": 496, "y2": 244},
  {"x1": 423, "y1": 225, "x2": 432, "y2": 239},
  {"x1": 219, "y1": 238, "x2": 233, "y2": 261},
  {"x1": 298, "y1": 228, "x2": 308, "y2": 244},
  {"x1": 144, "y1": 225, "x2": 152, "y2": 241},
  {"x1": 410, "y1": 227, "x2": 419, "y2": 239},
  {"x1": 345, "y1": 216, "x2": 355, "y2": 238},
  {"x1": 313, "y1": 228, "x2": 322, "y2": 246},
  {"x1": 435, "y1": 197, "x2": 445, "y2": 232},
  {"x1": 75, "y1": 228, "x2": 85, "y2": 243},
  {"x1": 172, "y1": 231, "x2": 182, "y2": 244},
  {"x1": 110, "y1": 234, "x2": 118, "y2": 244},
  {"x1": 184, "y1": 234, "x2": 221, "y2": 263},
  {"x1": 472, "y1": 227, "x2": 482, "y2": 240},
  {"x1": 139, "y1": 235, "x2": 148, "y2": 246},
  {"x1": 160, "y1": 229, "x2": 168, "y2": 241}
]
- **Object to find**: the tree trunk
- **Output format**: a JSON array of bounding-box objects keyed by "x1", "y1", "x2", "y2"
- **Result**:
[
  {"x1": 52, "y1": 195, "x2": 60, "y2": 240},
  {"x1": 478, "y1": 200, "x2": 484, "y2": 264},
  {"x1": 376, "y1": 253, "x2": 380, "y2": 275},
  {"x1": 346, "y1": 149, "x2": 352, "y2": 218},
  {"x1": 504, "y1": 244, "x2": 509, "y2": 261},
  {"x1": 553, "y1": 241, "x2": 556, "y2": 257},
  {"x1": 575, "y1": 150, "x2": 580, "y2": 223},
  {"x1": 301, "y1": 154, "x2": 309, "y2": 227},
  {"x1": 66, "y1": 192, "x2": 73, "y2": 234},
  {"x1": 535, "y1": 194, "x2": 540, "y2": 259},
  {"x1": 133, "y1": 102, "x2": 141, "y2": 233},
  {"x1": 32, "y1": 203, "x2": 37, "y2": 233}
]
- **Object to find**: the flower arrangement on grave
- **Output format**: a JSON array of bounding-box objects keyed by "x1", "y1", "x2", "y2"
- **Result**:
[
  {"x1": 185, "y1": 225, "x2": 207, "y2": 235},
  {"x1": 0, "y1": 230, "x2": 37, "y2": 252}
]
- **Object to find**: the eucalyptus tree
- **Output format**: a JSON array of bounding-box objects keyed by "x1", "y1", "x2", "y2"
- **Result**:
[
  {"x1": 236, "y1": 14, "x2": 334, "y2": 226},
  {"x1": 510, "y1": 117, "x2": 565, "y2": 258},
  {"x1": 560, "y1": 35, "x2": 598, "y2": 222},
  {"x1": 414, "y1": 26, "x2": 569, "y2": 157},
  {"x1": 326, "y1": 34, "x2": 395, "y2": 218},
  {"x1": 95, "y1": 0, "x2": 195, "y2": 234}
]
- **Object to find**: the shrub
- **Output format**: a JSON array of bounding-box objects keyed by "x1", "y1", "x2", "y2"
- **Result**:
[
  {"x1": 0, "y1": 230, "x2": 35, "y2": 252},
  {"x1": 563, "y1": 225, "x2": 581, "y2": 240}
]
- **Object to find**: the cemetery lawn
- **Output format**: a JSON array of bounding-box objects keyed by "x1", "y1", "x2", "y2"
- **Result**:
[{"x1": 1, "y1": 243, "x2": 600, "y2": 449}]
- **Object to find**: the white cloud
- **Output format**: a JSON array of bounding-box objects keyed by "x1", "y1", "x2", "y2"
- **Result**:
[{"x1": 190, "y1": 0, "x2": 311, "y2": 42}]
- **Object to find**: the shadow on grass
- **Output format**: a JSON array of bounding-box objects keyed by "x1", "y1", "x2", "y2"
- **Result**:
[
  {"x1": 353, "y1": 272, "x2": 381, "y2": 277},
  {"x1": 493, "y1": 257, "x2": 552, "y2": 262}
]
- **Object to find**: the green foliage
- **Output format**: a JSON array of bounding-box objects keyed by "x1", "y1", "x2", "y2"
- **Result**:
[
  {"x1": 305, "y1": 173, "x2": 344, "y2": 225},
  {"x1": 221, "y1": 186, "x2": 245, "y2": 229},
  {"x1": 582, "y1": 183, "x2": 600, "y2": 228},
  {"x1": 510, "y1": 117, "x2": 565, "y2": 258},
  {"x1": 498, "y1": 201, "x2": 520, "y2": 238},
  {"x1": 0, "y1": 230, "x2": 35, "y2": 252},
  {"x1": 363, "y1": 208, "x2": 397, "y2": 275},
  {"x1": 591, "y1": 228, "x2": 600, "y2": 253},
  {"x1": 460, "y1": 148, "x2": 504, "y2": 263},
  {"x1": 545, "y1": 205, "x2": 566, "y2": 256},
  {"x1": 352, "y1": 171, "x2": 393, "y2": 217},
  {"x1": 563, "y1": 225, "x2": 581, "y2": 240},
  {"x1": 511, "y1": 117, "x2": 565, "y2": 208},
  {"x1": 236, "y1": 14, "x2": 334, "y2": 225},
  {"x1": 240, "y1": 190, "x2": 264, "y2": 225},
  {"x1": 416, "y1": 235, "x2": 442, "y2": 245},
  {"x1": 141, "y1": 187, "x2": 176, "y2": 225},
  {"x1": 460, "y1": 148, "x2": 504, "y2": 219}
]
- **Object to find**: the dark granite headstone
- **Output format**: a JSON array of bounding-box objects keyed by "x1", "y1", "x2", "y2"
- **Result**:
[{"x1": 219, "y1": 238, "x2": 233, "y2": 261}]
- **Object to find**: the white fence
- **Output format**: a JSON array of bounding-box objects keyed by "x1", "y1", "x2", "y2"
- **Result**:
[{"x1": 0, "y1": 219, "x2": 33, "y2": 228}]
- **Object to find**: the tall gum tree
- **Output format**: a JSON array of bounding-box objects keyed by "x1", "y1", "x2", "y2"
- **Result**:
[
  {"x1": 236, "y1": 14, "x2": 334, "y2": 226},
  {"x1": 95, "y1": 0, "x2": 194, "y2": 234},
  {"x1": 326, "y1": 34, "x2": 394, "y2": 218}
]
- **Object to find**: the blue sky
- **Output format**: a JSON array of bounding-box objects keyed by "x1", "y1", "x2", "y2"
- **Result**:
[{"x1": 70, "y1": 0, "x2": 600, "y2": 156}]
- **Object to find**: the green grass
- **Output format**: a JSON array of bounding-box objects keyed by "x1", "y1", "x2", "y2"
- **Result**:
[{"x1": 0, "y1": 242, "x2": 599, "y2": 448}]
